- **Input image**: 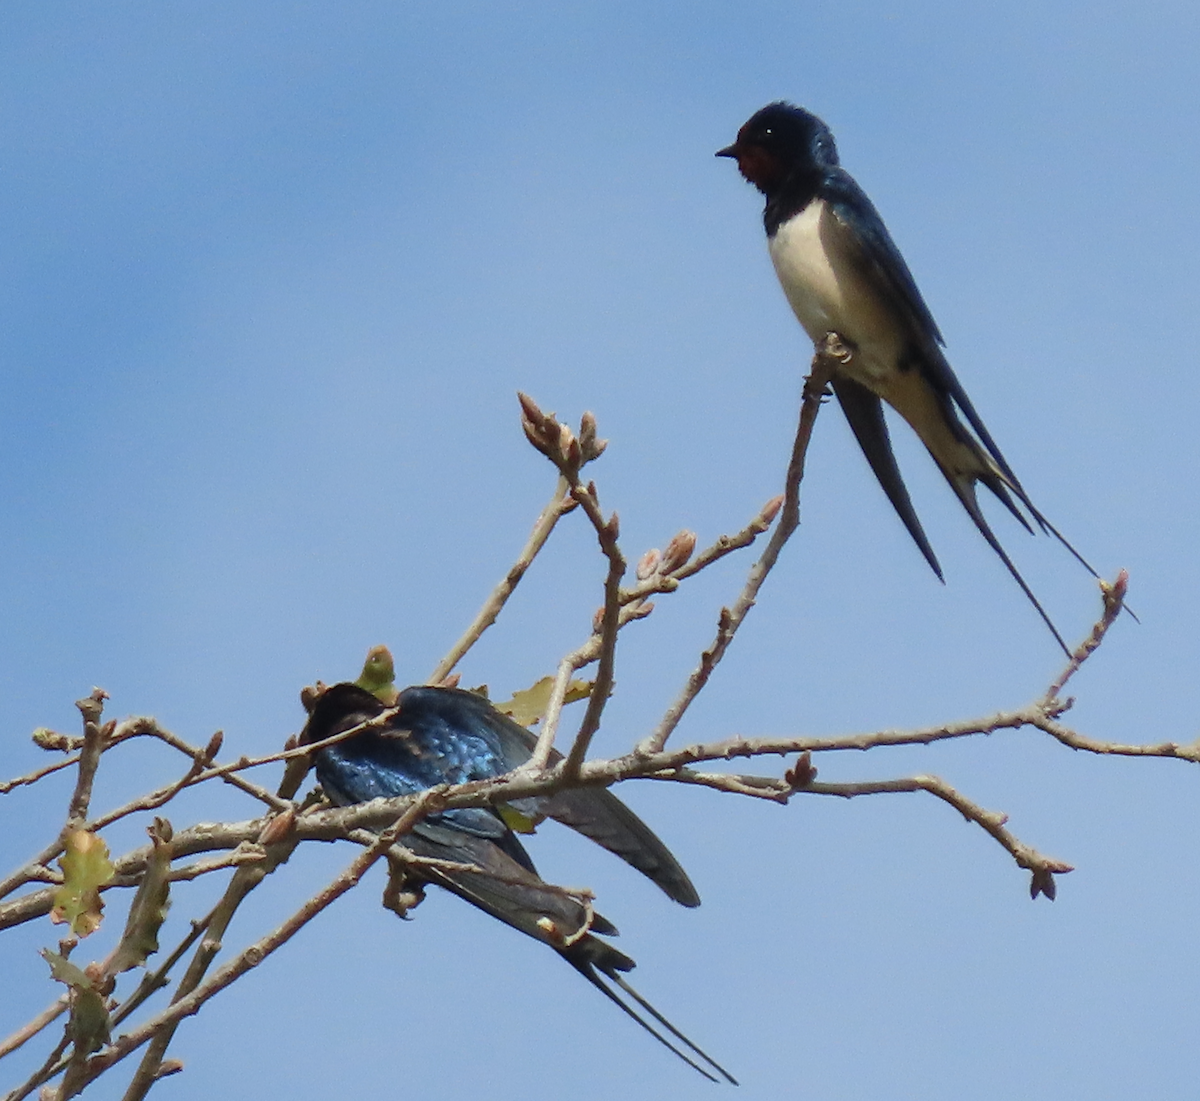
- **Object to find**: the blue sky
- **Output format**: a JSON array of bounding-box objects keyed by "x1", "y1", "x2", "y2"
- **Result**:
[{"x1": 3, "y1": 3, "x2": 1199, "y2": 1097}]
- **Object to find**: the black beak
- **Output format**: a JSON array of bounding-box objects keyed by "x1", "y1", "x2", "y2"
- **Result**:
[{"x1": 715, "y1": 143, "x2": 739, "y2": 158}]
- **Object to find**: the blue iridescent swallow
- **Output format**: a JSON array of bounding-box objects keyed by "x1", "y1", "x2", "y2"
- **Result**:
[
  {"x1": 719, "y1": 102, "x2": 1103, "y2": 653},
  {"x1": 300, "y1": 677, "x2": 734, "y2": 1083}
]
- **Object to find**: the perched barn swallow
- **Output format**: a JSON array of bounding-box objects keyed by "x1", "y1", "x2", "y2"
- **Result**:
[
  {"x1": 300, "y1": 675, "x2": 734, "y2": 1083},
  {"x1": 719, "y1": 102, "x2": 1102, "y2": 653}
]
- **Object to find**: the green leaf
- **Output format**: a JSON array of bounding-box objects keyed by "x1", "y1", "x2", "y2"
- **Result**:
[
  {"x1": 51, "y1": 830, "x2": 115, "y2": 937},
  {"x1": 42, "y1": 950, "x2": 112, "y2": 1054},
  {"x1": 41, "y1": 949, "x2": 92, "y2": 989}
]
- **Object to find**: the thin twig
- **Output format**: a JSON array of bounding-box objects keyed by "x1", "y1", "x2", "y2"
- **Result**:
[
  {"x1": 649, "y1": 768, "x2": 793, "y2": 801},
  {"x1": 75, "y1": 790, "x2": 447, "y2": 1099},
  {"x1": 64, "y1": 689, "x2": 109, "y2": 825},
  {"x1": 106, "y1": 850, "x2": 267, "y2": 889},
  {"x1": 109, "y1": 904, "x2": 221, "y2": 1029},
  {"x1": 0, "y1": 756, "x2": 81, "y2": 795},
  {"x1": 4, "y1": 1031, "x2": 70, "y2": 1101},
  {"x1": 115, "y1": 828, "x2": 303, "y2": 1100},
  {"x1": 617, "y1": 497, "x2": 782, "y2": 608},
  {"x1": 116, "y1": 724, "x2": 288, "y2": 813},
  {"x1": 0, "y1": 997, "x2": 68, "y2": 1060},
  {"x1": 641, "y1": 340, "x2": 843, "y2": 754},
  {"x1": 0, "y1": 719, "x2": 288, "y2": 902},
  {"x1": 1043, "y1": 569, "x2": 1128, "y2": 704},
  {"x1": 564, "y1": 490, "x2": 625, "y2": 777},
  {"x1": 1030, "y1": 715, "x2": 1200, "y2": 762},
  {"x1": 804, "y1": 776, "x2": 1074, "y2": 899},
  {"x1": 429, "y1": 475, "x2": 572, "y2": 684},
  {"x1": 530, "y1": 655, "x2": 583, "y2": 769},
  {"x1": 511, "y1": 398, "x2": 623, "y2": 770},
  {"x1": 85, "y1": 735, "x2": 224, "y2": 836}
]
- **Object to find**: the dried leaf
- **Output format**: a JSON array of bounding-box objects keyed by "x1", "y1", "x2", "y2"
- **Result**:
[
  {"x1": 108, "y1": 819, "x2": 173, "y2": 973},
  {"x1": 51, "y1": 830, "x2": 115, "y2": 937},
  {"x1": 496, "y1": 676, "x2": 593, "y2": 728}
]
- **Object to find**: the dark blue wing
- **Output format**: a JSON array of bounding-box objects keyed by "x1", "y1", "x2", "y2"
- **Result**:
[
  {"x1": 309, "y1": 683, "x2": 510, "y2": 840},
  {"x1": 820, "y1": 166, "x2": 945, "y2": 349},
  {"x1": 821, "y1": 165, "x2": 1047, "y2": 498},
  {"x1": 396, "y1": 686, "x2": 701, "y2": 907},
  {"x1": 298, "y1": 681, "x2": 731, "y2": 1081},
  {"x1": 303, "y1": 683, "x2": 699, "y2": 906}
]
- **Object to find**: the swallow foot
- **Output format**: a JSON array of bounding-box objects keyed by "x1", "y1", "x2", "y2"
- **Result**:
[{"x1": 820, "y1": 330, "x2": 854, "y2": 364}]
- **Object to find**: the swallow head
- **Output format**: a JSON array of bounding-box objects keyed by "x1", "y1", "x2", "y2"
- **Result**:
[{"x1": 717, "y1": 102, "x2": 839, "y2": 195}]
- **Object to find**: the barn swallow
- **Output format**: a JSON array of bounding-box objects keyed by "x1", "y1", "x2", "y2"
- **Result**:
[
  {"x1": 300, "y1": 674, "x2": 734, "y2": 1083},
  {"x1": 718, "y1": 102, "x2": 1102, "y2": 654}
]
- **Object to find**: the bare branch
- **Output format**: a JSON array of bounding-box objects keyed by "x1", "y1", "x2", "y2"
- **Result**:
[
  {"x1": 804, "y1": 776, "x2": 1074, "y2": 900},
  {"x1": 1029, "y1": 714, "x2": 1200, "y2": 763},
  {"x1": 1043, "y1": 569, "x2": 1129, "y2": 704},
  {"x1": 428, "y1": 474, "x2": 573, "y2": 684},
  {"x1": 529, "y1": 653, "x2": 584, "y2": 770},
  {"x1": 115, "y1": 819, "x2": 305, "y2": 1100},
  {"x1": 0, "y1": 757, "x2": 81, "y2": 795},
  {"x1": 618, "y1": 497, "x2": 782, "y2": 608},
  {"x1": 85, "y1": 734, "x2": 225, "y2": 834},
  {"x1": 0, "y1": 997, "x2": 67, "y2": 1061},
  {"x1": 512, "y1": 400, "x2": 627, "y2": 770},
  {"x1": 641, "y1": 339, "x2": 843, "y2": 754},
  {"x1": 74, "y1": 789, "x2": 448, "y2": 1098},
  {"x1": 649, "y1": 767, "x2": 794, "y2": 801},
  {"x1": 564, "y1": 496, "x2": 624, "y2": 777},
  {"x1": 4, "y1": 1031, "x2": 70, "y2": 1101},
  {"x1": 64, "y1": 689, "x2": 110, "y2": 825}
]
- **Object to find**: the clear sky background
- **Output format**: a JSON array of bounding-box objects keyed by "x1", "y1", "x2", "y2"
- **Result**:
[{"x1": 2, "y1": 3, "x2": 1198, "y2": 1098}]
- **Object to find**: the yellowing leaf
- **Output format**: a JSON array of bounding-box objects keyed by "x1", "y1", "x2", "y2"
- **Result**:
[
  {"x1": 496, "y1": 676, "x2": 593, "y2": 728},
  {"x1": 51, "y1": 830, "x2": 114, "y2": 937},
  {"x1": 497, "y1": 804, "x2": 538, "y2": 834}
]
